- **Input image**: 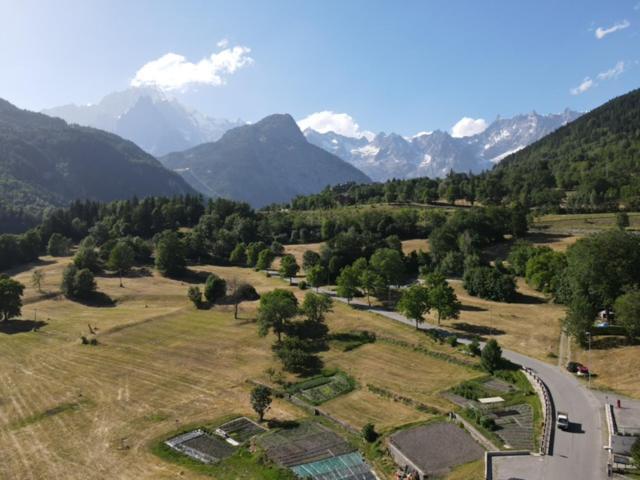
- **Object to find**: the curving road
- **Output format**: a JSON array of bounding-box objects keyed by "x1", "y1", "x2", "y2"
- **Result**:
[
  {"x1": 269, "y1": 271, "x2": 608, "y2": 478},
  {"x1": 319, "y1": 287, "x2": 608, "y2": 479}
]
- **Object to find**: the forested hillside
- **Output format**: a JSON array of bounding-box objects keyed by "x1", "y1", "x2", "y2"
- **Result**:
[
  {"x1": 0, "y1": 98, "x2": 195, "y2": 220},
  {"x1": 487, "y1": 88, "x2": 640, "y2": 210}
]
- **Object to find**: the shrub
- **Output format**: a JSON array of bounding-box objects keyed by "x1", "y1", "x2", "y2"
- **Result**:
[
  {"x1": 447, "y1": 335, "x2": 458, "y2": 347},
  {"x1": 204, "y1": 273, "x2": 226, "y2": 304},
  {"x1": 188, "y1": 286, "x2": 203, "y2": 308},
  {"x1": 362, "y1": 423, "x2": 378, "y2": 442},
  {"x1": 468, "y1": 339, "x2": 481, "y2": 356},
  {"x1": 298, "y1": 280, "x2": 307, "y2": 290}
]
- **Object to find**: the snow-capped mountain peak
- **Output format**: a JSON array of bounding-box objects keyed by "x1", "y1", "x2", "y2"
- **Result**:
[{"x1": 304, "y1": 110, "x2": 581, "y2": 181}]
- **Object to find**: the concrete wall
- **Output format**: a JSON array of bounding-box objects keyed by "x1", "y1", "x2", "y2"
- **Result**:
[
  {"x1": 387, "y1": 440, "x2": 425, "y2": 479},
  {"x1": 605, "y1": 403, "x2": 639, "y2": 456}
]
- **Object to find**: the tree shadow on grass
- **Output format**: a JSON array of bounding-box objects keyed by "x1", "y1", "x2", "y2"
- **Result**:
[
  {"x1": 266, "y1": 419, "x2": 299, "y2": 429},
  {"x1": 3, "y1": 258, "x2": 57, "y2": 276},
  {"x1": 451, "y1": 322, "x2": 506, "y2": 336},
  {"x1": 0, "y1": 319, "x2": 48, "y2": 334},
  {"x1": 460, "y1": 304, "x2": 488, "y2": 312},
  {"x1": 172, "y1": 269, "x2": 211, "y2": 285},
  {"x1": 73, "y1": 292, "x2": 116, "y2": 308},
  {"x1": 512, "y1": 291, "x2": 546, "y2": 305},
  {"x1": 591, "y1": 336, "x2": 633, "y2": 350}
]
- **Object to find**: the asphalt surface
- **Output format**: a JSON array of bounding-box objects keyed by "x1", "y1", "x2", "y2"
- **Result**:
[
  {"x1": 319, "y1": 285, "x2": 608, "y2": 479},
  {"x1": 268, "y1": 271, "x2": 609, "y2": 479}
]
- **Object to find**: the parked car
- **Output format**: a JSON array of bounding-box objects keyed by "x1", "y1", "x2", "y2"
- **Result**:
[
  {"x1": 576, "y1": 365, "x2": 590, "y2": 377},
  {"x1": 595, "y1": 321, "x2": 609, "y2": 328},
  {"x1": 557, "y1": 412, "x2": 569, "y2": 430},
  {"x1": 566, "y1": 361, "x2": 582, "y2": 373}
]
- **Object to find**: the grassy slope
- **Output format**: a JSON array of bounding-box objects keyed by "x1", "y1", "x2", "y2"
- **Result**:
[{"x1": 2, "y1": 256, "x2": 486, "y2": 480}]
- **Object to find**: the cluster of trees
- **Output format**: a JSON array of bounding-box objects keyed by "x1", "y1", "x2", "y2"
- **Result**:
[
  {"x1": 0, "y1": 229, "x2": 41, "y2": 271},
  {"x1": 396, "y1": 273, "x2": 461, "y2": 328},
  {"x1": 487, "y1": 88, "x2": 640, "y2": 211},
  {"x1": 508, "y1": 231, "x2": 640, "y2": 345},
  {"x1": 257, "y1": 290, "x2": 333, "y2": 374},
  {"x1": 61, "y1": 264, "x2": 97, "y2": 300},
  {"x1": 187, "y1": 273, "x2": 259, "y2": 317},
  {"x1": 463, "y1": 266, "x2": 517, "y2": 302},
  {"x1": 284, "y1": 173, "x2": 486, "y2": 210}
]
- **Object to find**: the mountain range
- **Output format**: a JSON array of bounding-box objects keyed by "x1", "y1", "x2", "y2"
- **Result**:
[
  {"x1": 43, "y1": 87, "x2": 245, "y2": 156},
  {"x1": 0, "y1": 98, "x2": 195, "y2": 214},
  {"x1": 304, "y1": 109, "x2": 582, "y2": 181},
  {"x1": 161, "y1": 114, "x2": 371, "y2": 207}
]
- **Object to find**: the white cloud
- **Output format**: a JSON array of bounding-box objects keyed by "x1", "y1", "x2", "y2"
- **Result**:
[
  {"x1": 131, "y1": 45, "x2": 253, "y2": 91},
  {"x1": 570, "y1": 61, "x2": 626, "y2": 95},
  {"x1": 450, "y1": 117, "x2": 488, "y2": 138},
  {"x1": 298, "y1": 111, "x2": 374, "y2": 140},
  {"x1": 217, "y1": 38, "x2": 229, "y2": 48},
  {"x1": 570, "y1": 77, "x2": 595, "y2": 95},
  {"x1": 597, "y1": 60, "x2": 625, "y2": 80},
  {"x1": 595, "y1": 20, "x2": 630, "y2": 39}
]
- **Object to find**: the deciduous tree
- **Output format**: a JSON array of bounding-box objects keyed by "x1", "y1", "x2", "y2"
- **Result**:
[
  {"x1": 250, "y1": 385, "x2": 272, "y2": 422},
  {"x1": 0, "y1": 275, "x2": 25, "y2": 321},
  {"x1": 257, "y1": 289, "x2": 298, "y2": 342},
  {"x1": 397, "y1": 284, "x2": 431, "y2": 329}
]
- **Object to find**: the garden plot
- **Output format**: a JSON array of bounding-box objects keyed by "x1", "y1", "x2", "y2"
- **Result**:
[
  {"x1": 292, "y1": 452, "x2": 376, "y2": 480},
  {"x1": 288, "y1": 372, "x2": 354, "y2": 405},
  {"x1": 165, "y1": 429, "x2": 235, "y2": 464},
  {"x1": 258, "y1": 422, "x2": 376, "y2": 479},
  {"x1": 217, "y1": 416, "x2": 266, "y2": 443},
  {"x1": 258, "y1": 422, "x2": 355, "y2": 467}
]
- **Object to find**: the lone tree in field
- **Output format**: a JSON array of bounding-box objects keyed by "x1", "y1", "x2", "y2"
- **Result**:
[
  {"x1": 613, "y1": 290, "x2": 640, "y2": 342},
  {"x1": 425, "y1": 273, "x2": 461, "y2": 325},
  {"x1": 31, "y1": 269, "x2": 45, "y2": 293},
  {"x1": 336, "y1": 265, "x2": 360, "y2": 304},
  {"x1": 250, "y1": 385, "x2": 272, "y2": 422},
  {"x1": 0, "y1": 275, "x2": 25, "y2": 321},
  {"x1": 279, "y1": 254, "x2": 300, "y2": 285},
  {"x1": 306, "y1": 264, "x2": 327, "y2": 292},
  {"x1": 229, "y1": 281, "x2": 259, "y2": 319},
  {"x1": 481, "y1": 339, "x2": 503, "y2": 373},
  {"x1": 257, "y1": 289, "x2": 299, "y2": 342},
  {"x1": 107, "y1": 241, "x2": 135, "y2": 287},
  {"x1": 397, "y1": 284, "x2": 431, "y2": 329},
  {"x1": 204, "y1": 273, "x2": 227, "y2": 305}
]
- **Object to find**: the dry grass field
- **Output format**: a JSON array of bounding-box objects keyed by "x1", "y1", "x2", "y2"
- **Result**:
[
  {"x1": 401, "y1": 238, "x2": 429, "y2": 255},
  {"x1": 444, "y1": 279, "x2": 564, "y2": 362},
  {"x1": 573, "y1": 343, "x2": 640, "y2": 399},
  {"x1": 1, "y1": 256, "x2": 486, "y2": 479},
  {"x1": 532, "y1": 212, "x2": 640, "y2": 233}
]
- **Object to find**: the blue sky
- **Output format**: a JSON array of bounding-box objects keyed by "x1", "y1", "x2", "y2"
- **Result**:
[{"x1": 1, "y1": 0, "x2": 638, "y2": 136}]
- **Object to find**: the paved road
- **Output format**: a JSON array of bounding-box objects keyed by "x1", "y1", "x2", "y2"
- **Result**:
[
  {"x1": 320, "y1": 286, "x2": 607, "y2": 479},
  {"x1": 269, "y1": 272, "x2": 609, "y2": 478}
]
